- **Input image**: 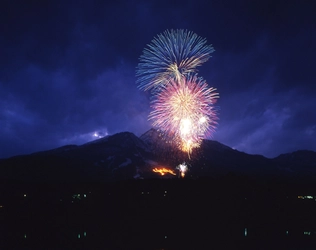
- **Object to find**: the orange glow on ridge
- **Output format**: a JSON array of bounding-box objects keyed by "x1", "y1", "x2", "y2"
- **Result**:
[{"x1": 152, "y1": 167, "x2": 176, "y2": 176}]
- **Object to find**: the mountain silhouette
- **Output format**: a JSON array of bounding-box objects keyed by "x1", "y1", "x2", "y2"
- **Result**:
[{"x1": 1, "y1": 129, "x2": 316, "y2": 182}]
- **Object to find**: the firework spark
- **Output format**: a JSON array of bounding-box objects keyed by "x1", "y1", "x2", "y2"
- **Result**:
[
  {"x1": 149, "y1": 74, "x2": 219, "y2": 154},
  {"x1": 153, "y1": 167, "x2": 176, "y2": 176},
  {"x1": 136, "y1": 29, "x2": 214, "y2": 92},
  {"x1": 177, "y1": 162, "x2": 188, "y2": 178}
]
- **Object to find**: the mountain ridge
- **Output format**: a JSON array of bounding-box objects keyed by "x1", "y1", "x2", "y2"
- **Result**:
[{"x1": 0, "y1": 129, "x2": 315, "y2": 182}]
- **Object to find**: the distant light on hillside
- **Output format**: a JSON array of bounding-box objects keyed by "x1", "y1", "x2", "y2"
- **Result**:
[
  {"x1": 93, "y1": 131, "x2": 108, "y2": 138},
  {"x1": 153, "y1": 167, "x2": 176, "y2": 176}
]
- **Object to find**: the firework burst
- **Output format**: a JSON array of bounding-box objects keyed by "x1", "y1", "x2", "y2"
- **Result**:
[
  {"x1": 136, "y1": 29, "x2": 214, "y2": 92},
  {"x1": 136, "y1": 29, "x2": 219, "y2": 156},
  {"x1": 149, "y1": 74, "x2": 219, "y2": 154}
]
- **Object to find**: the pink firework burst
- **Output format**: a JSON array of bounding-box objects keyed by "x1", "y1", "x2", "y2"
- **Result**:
[{"x1": 149, "y1": 74, "x2": 219, "y2": 154}]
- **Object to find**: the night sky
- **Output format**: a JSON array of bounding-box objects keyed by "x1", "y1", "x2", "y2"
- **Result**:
[{"x1": 1, "y1": 0, "x2": 315, "y2": 159}]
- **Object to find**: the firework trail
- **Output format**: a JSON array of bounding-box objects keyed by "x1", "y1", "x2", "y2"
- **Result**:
[
  {"x1": 136, "y1": 29, "x2": 214, "y2": 92},
  {"x1": 149, "y1": 74, "x2": 219, "y2": 154}
]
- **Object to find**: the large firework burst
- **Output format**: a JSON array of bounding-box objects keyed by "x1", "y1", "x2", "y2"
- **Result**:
[
  {"x1": 136, "y1": 29, "x2": 219, "y2": 155},
  {"x1": 149, "y1": 74, "x2": 219, "y2": 154},
  {"x1": 136, "y1": 29, "x2": 214, "y2": 92}
]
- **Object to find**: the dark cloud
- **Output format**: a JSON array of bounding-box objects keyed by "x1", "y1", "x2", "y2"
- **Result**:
[{"x1": 0, "y1": 0, "x2": 315, "y2": 158}]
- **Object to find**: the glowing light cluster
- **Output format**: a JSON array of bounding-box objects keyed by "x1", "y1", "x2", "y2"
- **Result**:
[
  {"x1": 152, "y1": 167, "x2": 176, "y2": 176},
  {"x1": 136, "y1": 29, "x2": 219, "y2": 155},
  {"x1": 176, "y1": 162, "x2": 188, "y2": 178}
]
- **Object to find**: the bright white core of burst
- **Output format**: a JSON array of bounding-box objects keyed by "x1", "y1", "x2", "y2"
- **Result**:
[
  {"x1": 180, "y1": 118, "x2": 192, "y2": 135},
  {"x1": 179, "y1": 163, "x2": 187, "y2": 172},
  {"x1": 199, "y1": 116, "x2": 206, "y2": 123}
]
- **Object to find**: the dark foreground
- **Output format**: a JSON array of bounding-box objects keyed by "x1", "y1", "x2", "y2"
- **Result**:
[{"x1": 1, "y1": 176, "x2": 316, "y2": 249}]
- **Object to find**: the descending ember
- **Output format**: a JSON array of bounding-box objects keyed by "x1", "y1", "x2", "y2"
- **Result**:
[{"x1": 152, "y1": 167, "x2": 176, "y2": 176}]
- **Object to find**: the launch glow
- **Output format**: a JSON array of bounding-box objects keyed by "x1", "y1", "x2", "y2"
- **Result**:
[
  {"x1": 177, "y1": 162, "x2": 188, "y2": 178},
  {"x1": 152, "y1": 167, "x2": 176, "y2": 176}
]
